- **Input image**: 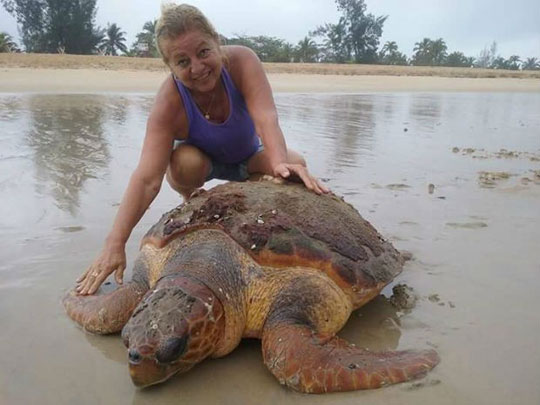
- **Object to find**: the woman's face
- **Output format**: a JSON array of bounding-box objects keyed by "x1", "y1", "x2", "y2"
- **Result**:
[{"x1": 161, "y1": 30, "x2": 223, "y2": 94}]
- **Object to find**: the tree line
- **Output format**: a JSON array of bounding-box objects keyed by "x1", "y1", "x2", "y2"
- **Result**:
[{"x1": 1, "y1": 0, "x2": 539, "y2": 71}]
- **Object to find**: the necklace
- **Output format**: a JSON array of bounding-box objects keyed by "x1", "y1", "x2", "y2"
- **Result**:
[{"x1": 197, "y1": 89, "x2": 216, "y2": 120}]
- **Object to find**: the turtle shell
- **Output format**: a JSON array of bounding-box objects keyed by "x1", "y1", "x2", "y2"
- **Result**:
[{"x1": 142, "y1": 179, "x2": 403, "y2": 307}]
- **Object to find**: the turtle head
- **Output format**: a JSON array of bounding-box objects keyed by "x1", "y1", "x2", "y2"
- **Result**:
[{"x1": 121, "y1": 275, "x2": 225, "y2": 387}]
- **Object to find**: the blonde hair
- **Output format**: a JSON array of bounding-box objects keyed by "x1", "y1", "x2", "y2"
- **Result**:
[{"x1": 156, "y1": 3, "x2": 220, "y2": 62}]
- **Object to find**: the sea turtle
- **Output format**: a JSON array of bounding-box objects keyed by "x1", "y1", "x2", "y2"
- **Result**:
[{"x1": 64, "y1": 177, "x2": 439, "y2": 393}]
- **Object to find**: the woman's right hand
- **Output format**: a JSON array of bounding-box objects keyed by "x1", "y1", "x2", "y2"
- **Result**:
[
  {"x1": 76, "y1": 244, "x2": 127, "y2": 295},
  {"x1": 273, "y1": 162, "x2": 329, "y2": 195}
]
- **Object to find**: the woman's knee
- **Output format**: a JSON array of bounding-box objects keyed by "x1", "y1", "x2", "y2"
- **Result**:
[
  {"x1": 168, "y1": 144, "x2": 210, "y2": 186},
  {"x1": 247, "y1": 148, "x2": 307, "y2": 176}
]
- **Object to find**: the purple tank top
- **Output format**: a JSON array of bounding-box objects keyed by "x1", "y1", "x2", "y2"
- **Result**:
[{"x1": 174, "y1": 68, "x2": 259, "y2": 164}]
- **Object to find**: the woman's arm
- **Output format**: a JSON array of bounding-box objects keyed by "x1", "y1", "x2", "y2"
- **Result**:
[
  {"x1": 76, "y1": 80, "x2": 180, "y2": 295},
  {"x1": 227, "y1": 46, "x2": 328, "y2": 193}
]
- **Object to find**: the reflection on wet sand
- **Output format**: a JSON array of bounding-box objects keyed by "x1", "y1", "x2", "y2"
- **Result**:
[
  {"x1": 0, "y1": 96, "x2": 23, "y2": 121},
  {"x1": 1, "y1": 92, "x2": 540, "y2": 404},
  {"x1": 408, "y1": 94, "x2": 442, "y2": 131},
  {"x1": 277, "y1": 95, "x2": 377, "y2": 173},
  {"x1": 25, "y1": 95, "x2": 111, "y2": 214},
  {"x1": 330, "y1": 97, "x2": 376, "y2": 170},
  {"x1": 108, "y1": 96, "x2": 130, "y2": 124}
]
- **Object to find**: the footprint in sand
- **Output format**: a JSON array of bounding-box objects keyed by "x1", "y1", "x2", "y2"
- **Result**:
[
  {"x1": 446, "y1": 222, "x2": 488, "y2": 229},
  {"x1": 55, "y1": 226, "x2": 85, "y2": 233},
  {"x1": 386, "y1": 183, "x2": 411, "y2": 190}
]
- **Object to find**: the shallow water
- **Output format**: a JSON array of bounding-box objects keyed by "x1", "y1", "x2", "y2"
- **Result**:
[{"x1": 1, "y1": 92, "x2": 539, "y2": 404}]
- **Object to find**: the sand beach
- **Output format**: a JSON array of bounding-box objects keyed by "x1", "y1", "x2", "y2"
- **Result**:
[
  {"x1": 1, "y1": 53, "x2": 540, "y2": 93},
  {"x1": 1, "y1": 54, "x2": 539, "y2": 404}
]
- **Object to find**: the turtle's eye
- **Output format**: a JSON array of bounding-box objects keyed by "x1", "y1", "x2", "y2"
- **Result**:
[{"x1": 156, "y1": 336, "x2": 188, "y2": 363}]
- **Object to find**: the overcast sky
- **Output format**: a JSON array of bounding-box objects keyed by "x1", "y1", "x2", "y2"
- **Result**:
[{"x1": 1, "y1": 0, "x2": 539, "y2": 58}]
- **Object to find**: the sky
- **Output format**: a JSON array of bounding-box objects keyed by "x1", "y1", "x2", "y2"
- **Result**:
[{"x1": 1, "y1": 0, "x2": 539, "y2": 59}]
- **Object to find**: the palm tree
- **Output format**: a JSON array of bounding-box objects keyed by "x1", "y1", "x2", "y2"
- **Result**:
[
  {"x1": 431, "y1": 38, "x2": 448, "y2": 65},
  {"x1": 412, "y1": 38, "x2": 447, "y2": 66},
  {"x1": 412, "y1": 38, "x2": 432, "y2": 66},
  {"x1": 99, "y1": 23, "x2": 127, "y2": 56},
  {"x1": 506, "y1": 55, "x2": 521, "y2": 70},
  {"x1": 381, "y1": 41, "x2": 398, "y2": 54},
  {"x1": 278, "y1": 42, "x2": 295, "y2": 62},
  {"x1": 522, "y1": 57, "x2": 540, "y2": 71},
  {"x1": 491, "y1": 56, "x2": 508, "y2": 69},
  {"x1": 295, "y1": 37, "x2": 319, "y2": 62},
  {"x1": 132, "y1": 20, "x2": 158, "y2": 57},
  {"x1": 378, "y1": 41, "x2": 408, "y2": 65},
  {"x1": 0, "y1": 32, "x2": 19, "y2": 53}
]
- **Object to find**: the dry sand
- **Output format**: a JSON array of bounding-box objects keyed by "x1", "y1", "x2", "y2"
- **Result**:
[{"x1": 1, "y1": 53, "x2": 539, "y2": 93}]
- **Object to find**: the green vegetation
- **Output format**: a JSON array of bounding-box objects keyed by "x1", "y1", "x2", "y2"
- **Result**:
[
  {"x1": 295, "y1": 37, "x2": 319, "y2": 63},
  {"x1": 98, "y1": 24, "x2": 128, "y2": 56},
  {"x1": 0, "y1": 32, "x2": 19, "y2": 52},
  {"x1": 131, "y1": 20, "x2": 158, "y2": 58},
  {"x1": 1, "y1": 0, "x2": 102, "y2": 54},
  {"x1": 1, "y1": 0, "x2": 538, "y2": 70},
  {"x1": 311, "y1": 0, "x2": 387, "y2": 63},
  {"x1": 522, "y1": 58, "x2": 540, "y2": 70},
  {"x1": 226, "y1": 35, "x2": 295, "y2": 62},
  {"x1": 378, "y1": 41, "x2": 408, "y2": 66},
  {"x1": 411, "y1": 38, "x2": 448, "y2": 66},
  {"x1": 445, "y1": 52, "x2": 475, "y2": 68},
  {"x1": 98, "y1": 23, "x2": 127, "y2": 56}
]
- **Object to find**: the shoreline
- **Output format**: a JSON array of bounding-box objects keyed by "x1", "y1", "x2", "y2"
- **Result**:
[
  {"x1": 1, "y1": 67, "x2": 539, "y2": 94},
  {"x1": 2, "y1": 53, "x2": 540, "y2": 79},
  {"x1": 1, "y1": 53, "x2": 539, "y2": 94}
]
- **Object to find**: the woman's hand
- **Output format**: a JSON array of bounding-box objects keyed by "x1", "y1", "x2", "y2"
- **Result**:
[
  {"x1": 76, "y1": 244, "x2": 127, "y2": 295},
  {"x1": 273, "y1": 163, "x2": 330, "y2": 195}
]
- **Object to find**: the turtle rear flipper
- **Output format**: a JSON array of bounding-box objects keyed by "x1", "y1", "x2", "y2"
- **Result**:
[
  {"x1": 262, "y1": 323, "x2": 439, "y2": 393},
  {"x1": 63, "y1": 282, "x2": 147, "y2": 334}
]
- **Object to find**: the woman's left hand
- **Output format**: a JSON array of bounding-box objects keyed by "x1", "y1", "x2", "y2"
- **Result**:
[{"x1": 273, "y1": 163, "x2": 330, "y2": 195}]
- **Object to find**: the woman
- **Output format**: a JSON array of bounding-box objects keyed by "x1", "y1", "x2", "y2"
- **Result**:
[{"x1": 76, "y1": 4, "x2": 328, "y2": 295}]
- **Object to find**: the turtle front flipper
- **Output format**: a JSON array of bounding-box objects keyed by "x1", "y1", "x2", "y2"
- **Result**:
[
  {"x1": 262, "y1": 323, "x2": 439, "y2": 393},
  {"x1": 63, "y1": 281, "x2": 148, "y2": 334}
]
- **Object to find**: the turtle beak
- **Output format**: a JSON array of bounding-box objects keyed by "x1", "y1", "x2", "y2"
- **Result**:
[
  {"x1": 129, "y1": 358, "x2": 172, "y2": 387},
  {"x1": 127, "y1": 344, "x2": 194, "y2": 388}
]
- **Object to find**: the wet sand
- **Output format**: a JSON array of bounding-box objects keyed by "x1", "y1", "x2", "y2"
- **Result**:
[{"x1": 1, "y1": 83, "x2": 540, "y2": 404}]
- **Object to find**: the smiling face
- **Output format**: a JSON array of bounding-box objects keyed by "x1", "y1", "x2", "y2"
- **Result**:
[{"x1": 161, "y1": 30, "x2": 224, "y2": 95}]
